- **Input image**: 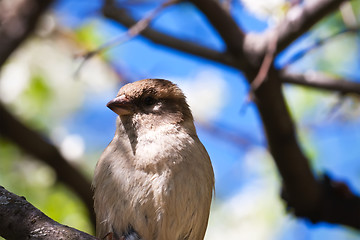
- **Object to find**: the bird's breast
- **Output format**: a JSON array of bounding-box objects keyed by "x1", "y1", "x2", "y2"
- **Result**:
[
  {"x1": 130, "y1": 125, "x2": 193, "y2": 172},
  {"x1": 94, "y1": 123, "x2": 213, "y2": 239}
]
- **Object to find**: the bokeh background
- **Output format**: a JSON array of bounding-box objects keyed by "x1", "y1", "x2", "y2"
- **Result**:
[{"x1": 1, "y1": 0, "x2": 360, "y2": 239}]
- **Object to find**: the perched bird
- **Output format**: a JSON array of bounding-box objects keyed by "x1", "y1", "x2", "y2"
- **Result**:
[{"x1": 93, "y1": 79, "x2": 214, "y2": 240}]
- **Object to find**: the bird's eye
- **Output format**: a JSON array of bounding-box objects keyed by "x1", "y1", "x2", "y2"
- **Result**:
[{"x1": 143, "y1": 96, "x2": 156, "y2": 106}]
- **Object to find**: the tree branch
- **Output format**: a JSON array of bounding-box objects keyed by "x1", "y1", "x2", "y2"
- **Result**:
[
  {"x1": 189, "y1": 0, "x2": 245, "y2": 57},
  {"x1": 242, "y1": 0, "x2": 349, "y2": 67},
  {"x1": 0, "y1": 103, "x2": 95, "y2": 227},
  {"x1": 0, "y1": 186, "x2": 96, "y2": 240},
  {"x1": 0, "y1": 0, "x2": 96, "y2": 229},
  {"x1": 254, "y1": 68, "x2": 360, "y2": 229},
  {"x1": 252, "y1": 68, "x2": 323, "y2": 215},
  {"x1": 273, "y1": 0, "x2": 348, "y2": 54},
  {"x1": 78, "y1": 0, "x2": 179, "y2": 73},
  {"x1": 102, "y1": 2, "x2": 238, "y2": 68},
  {"x1": 282, "y1": 27, "x2": 360, "y2": 67},
  {"x1": 189, "y1": 0, "x2": 322, "y2": 215},
  {"x1": 251, "y1": 34, "x2": 278, "y2": 89},
  {"x1": 282, "y1": 174, "x2": 360, "y2": 229},
  {"x1": 189, "y1": 0, "x2": 360, "y2": 229},
  {"x1": 198, "y1": 122, "x2": 261, "y2": 150},
  {"x1": 281, "y1": 71, "x2": 360, "y2": 95},
  {"x1": 252, "y1": 69, "x2": 360, "y2": 229}
]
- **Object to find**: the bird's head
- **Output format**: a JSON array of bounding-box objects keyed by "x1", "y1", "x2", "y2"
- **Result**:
[{"x1": 107, "y1": 79, "x2": 194, "y2": 127}]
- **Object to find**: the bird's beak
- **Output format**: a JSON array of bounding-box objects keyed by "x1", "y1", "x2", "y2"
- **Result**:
[{"x1": 107, "y1": 95, "x2": 133, "y2": 116}]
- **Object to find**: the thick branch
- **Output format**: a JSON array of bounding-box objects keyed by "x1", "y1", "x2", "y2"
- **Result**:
[
  {"x1": 189, "y1": 0, "x2": 245, "y2": 56},
  {"x1": 0, "y1": 0, "x2": 54, "y2": 66},
  {"x1": 282, "y1": 174, "x2": 360, "y2": 229},
  {"x1": 254, "y1": 69, "x2": 360, "y2": 229},
  {"x1": 189, "y1": 0, "x2": 360, "y2": 229},
  {"x1": 0, "y1": 186, "x2": 96, "y2": 240},
  {"x1": 281, "y1": 71, "x2": 360, "y2": 95},
  {"x1": 242, "y1": 0, "x2": 349, "y2": 67},
  {"x1": 102, "y1": 2, "x2": 238, "y2": 67},
  {"x1": 252, "y1": 69, "x2": 323, "y2": 215},
  {"x1": 189, "y1": 0, "x2": 322, "y2": 214},
  {"x1": 0, "y1": 103, "x2": 95, "y2": 227}
]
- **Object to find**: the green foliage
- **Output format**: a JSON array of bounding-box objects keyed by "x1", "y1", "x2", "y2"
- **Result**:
[
  {"x1": 75, "y1": 22, "x2": 104, "y2": 50},
  {"x1": 0, "y1": 139, "x2": 94, "y2": 235},
  {"x1": 42, "y1": 184, "x2": 93, "y2": 235},
  {"x1": 21, "y1": 74, "x2": 53, "y2": 127}
]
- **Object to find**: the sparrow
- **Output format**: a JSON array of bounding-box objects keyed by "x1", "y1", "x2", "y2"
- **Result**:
[{"x1": 93, "y1": 79, "x2": 214, "y2": 240}]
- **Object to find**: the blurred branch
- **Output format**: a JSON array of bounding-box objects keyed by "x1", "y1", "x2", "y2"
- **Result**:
[
  {"x1": 0, "y1": 0, "x2": 54, "y2": 66},
  {"x1": 281, "y1": 71, "x2": 360, "y2": 95},
  {"x1": 272, "y1": 0, "x2": 348, "y2": 54},
  {"x1": 282, "y1": 174, "x2": 360, "y2": 229},
  {"x1": 0, "y1": 103, "x2": 95, "y2": 227},
  {"x1": 282, "y1": 27, "x2": 360, "y2": 67},
  {"x1": 198, "y1": 122, "x2": 262, "y2": 150},
  {"x1": 189, "y1": 0, "x2": 246, "y2": 61},
  {"x1": 94, "y1": 0, "x2": 179, "y2": 54},
  {"x1": 0, "y1": 186, "x2": 96, "y2": 240},
  {"x1": 0, "y1": 0, "x2": 96, "y2": 230},
  {"x1": 189, "y1": 0, "x2": 360, "y2": 229},
  {"x1": 77, "y1": 0, "x2": 179, "y2": 75},
  {"x1": 190, "y1": 0, "x2": 322, "y2": 215},
  {"x1": 252, "y1": 69, "x2": 323, "y2": 218},
  {"x1": 102, "y1": 0, "x2": 238, "y2": 68},
  {"x1": 242, "y1": 0, "x2": 349, "y2": 67},
  {"x1": 251, "y1": 34, "x2": 278, "y2": 90}
]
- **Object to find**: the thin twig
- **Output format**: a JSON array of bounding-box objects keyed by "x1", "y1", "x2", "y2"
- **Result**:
[
  {"x1": 283, "y1": 27, "x2": 360, "y2": 67},
  {"x1": 198, "y1": 121, "x2": 261, "y2": 149},
  {"x1": 102, "y1": 3, "x2": 238, "y2": 68},
  {"x1": 251, "y1": 33, "x2": 278, "y2": 90},
  {"x1": 98, "y1": 0, "x2": 179, "y2": 54},
  {"x1": 75, "y1": 0, "x2": 180, "y2": 76},
  {"x1": 241, "y1": 34, "x2": 278, "y2": 113},
  {"x1": 326, "y1": 93, "x2": 347, "y2": 120}
]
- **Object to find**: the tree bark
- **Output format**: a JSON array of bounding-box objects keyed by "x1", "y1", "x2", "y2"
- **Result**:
[{"x1": 0, "y1": 186, "x2": 96, "y2": 240}]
